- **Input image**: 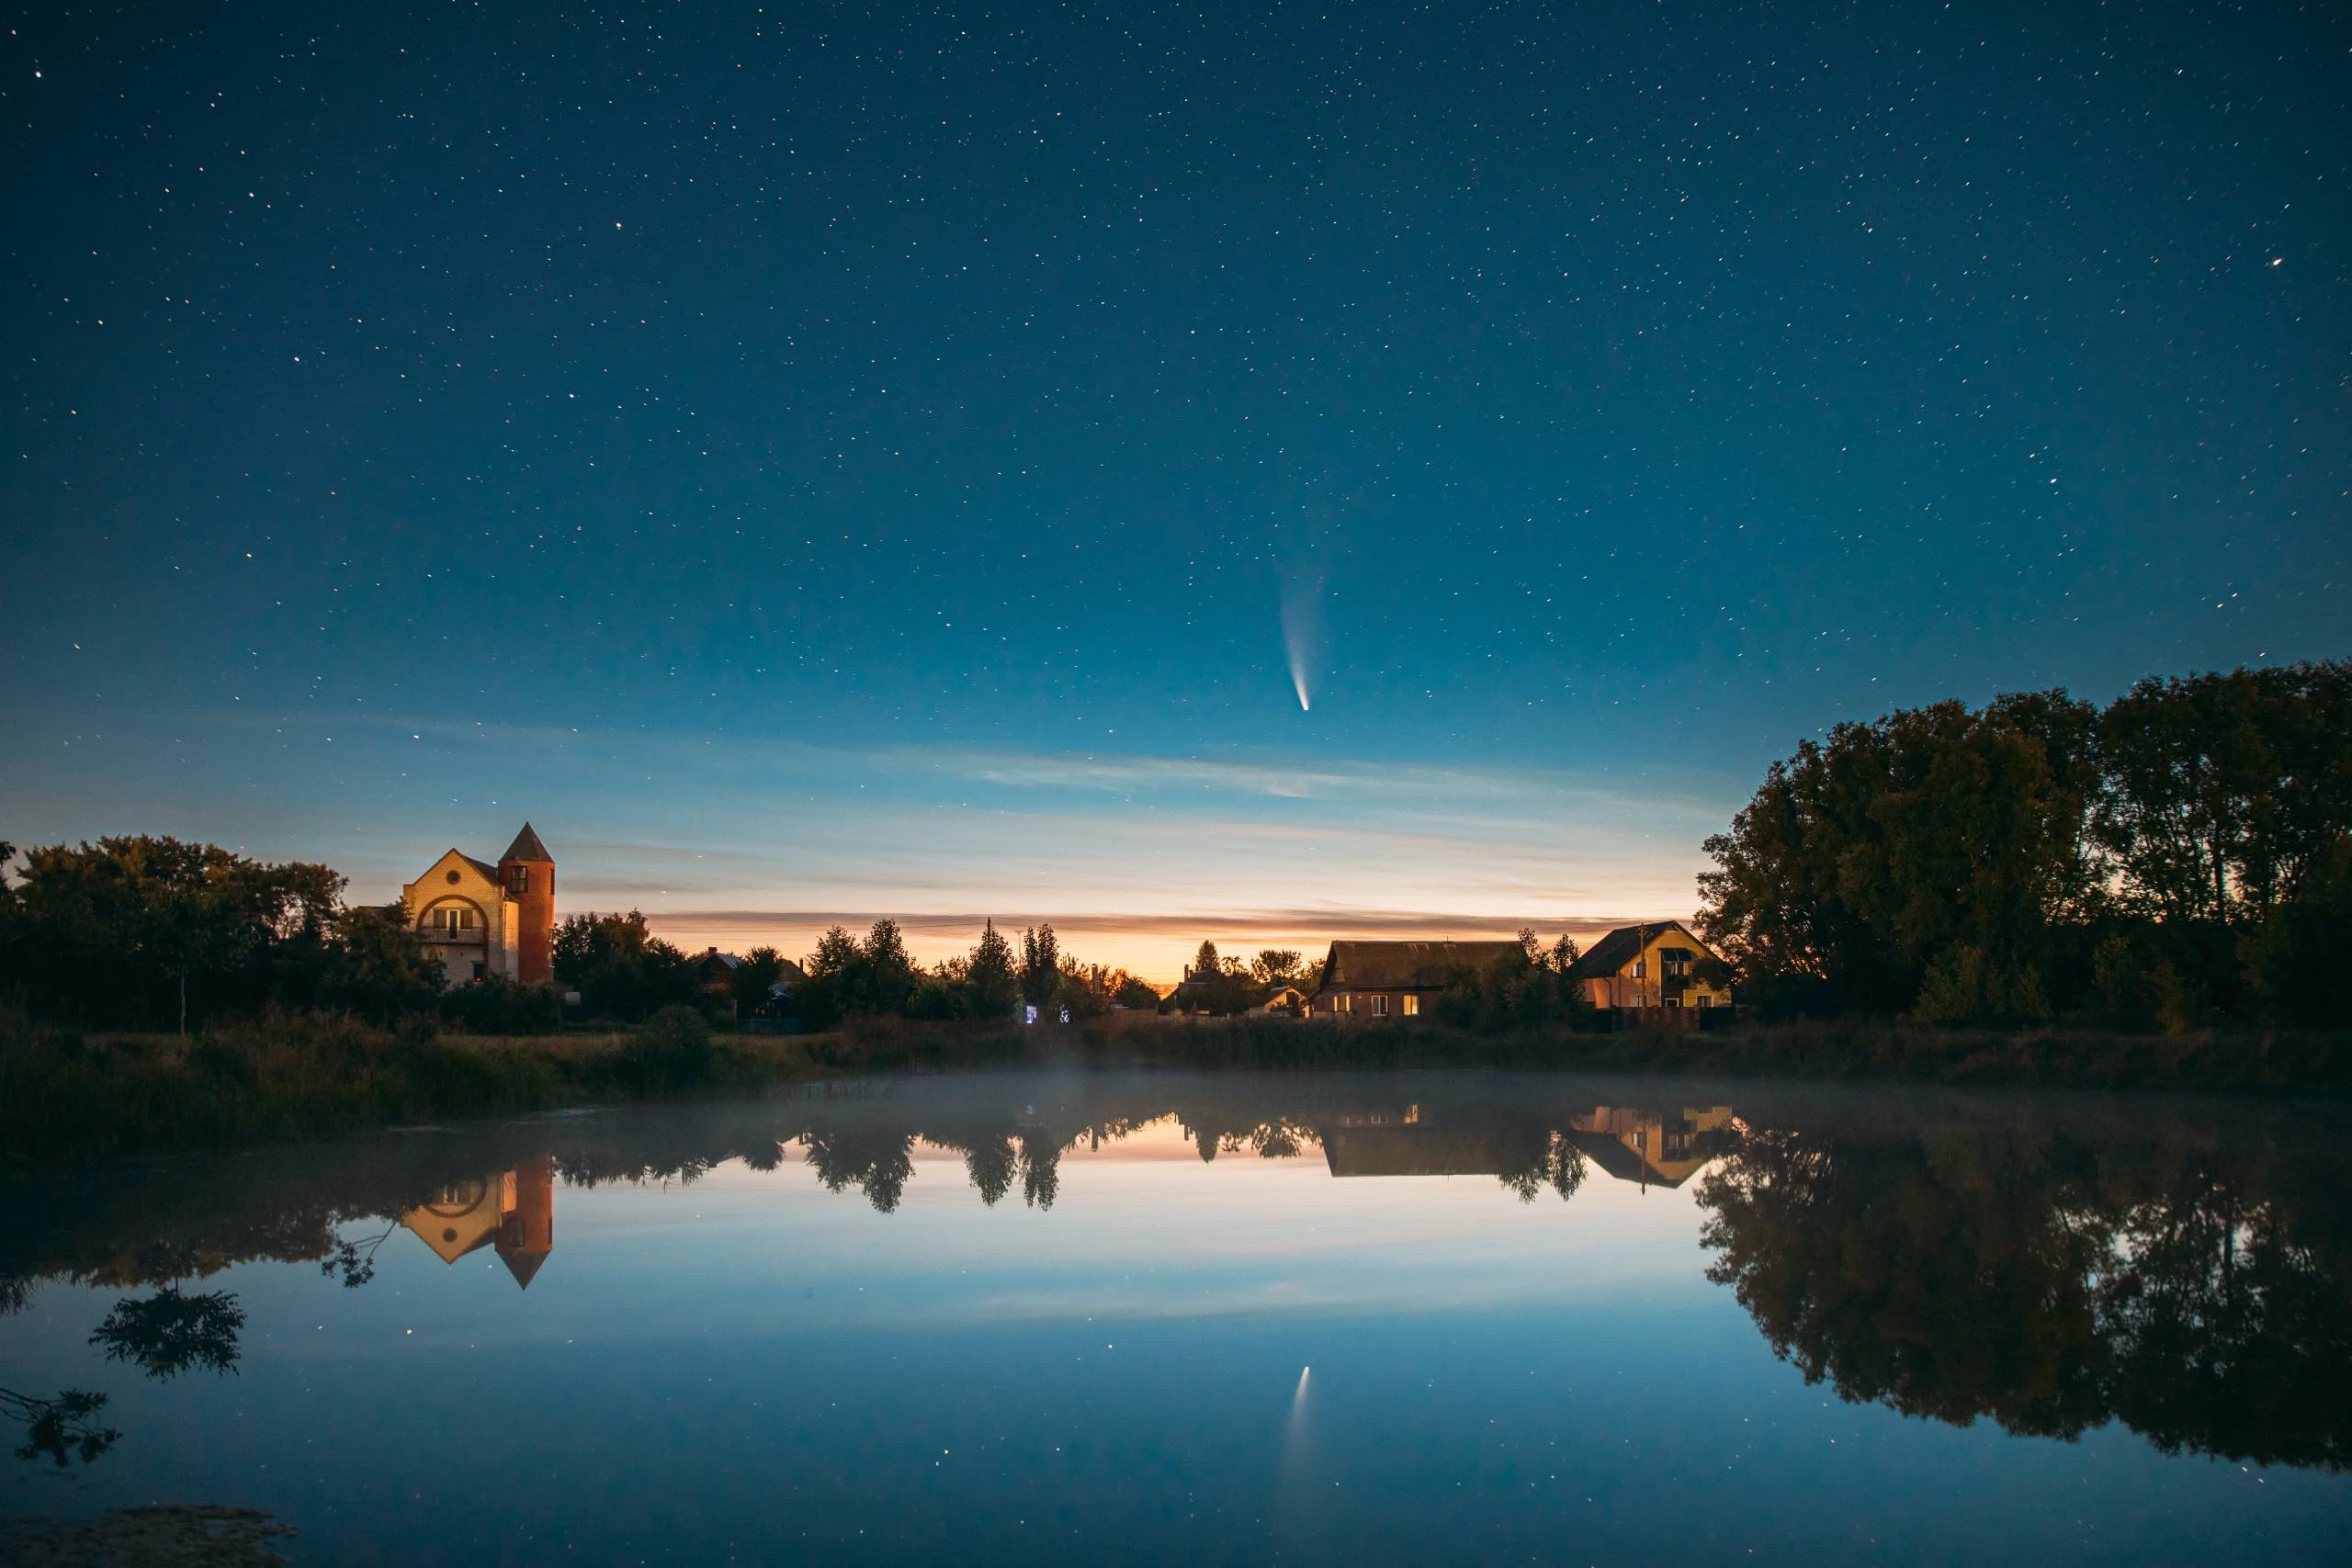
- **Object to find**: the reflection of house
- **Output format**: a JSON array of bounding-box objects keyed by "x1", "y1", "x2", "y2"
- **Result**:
[
  {"x1": 1309, "y1": 941, "x2": 1524, "y2": 1019},
  {"x1": 1564, "y1": 1106, "x2": 1738, "y2": 1188},
  {"x1": 398, "y1": 1158, "x2": 556, "y2": 1289},
  {"x1": 1322, "y1": 1114, "x2": 1532, "y2": 1179},
  {"x1": 1567, "y1": 921, "x2": 1732, "y2": 1012},
  {"x1": 398, "y1": 824, "x2": 556, "y2": 988},
  {"x1": 1318, "y1": 1104, "x2": 1738, "y2": 1190}
]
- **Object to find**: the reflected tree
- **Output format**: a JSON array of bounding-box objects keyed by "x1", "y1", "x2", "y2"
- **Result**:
[
  {"x1": 1498, "y1": 1132, "x2": 1587, "y2": 1203},
  {"x1": 1697, "y1": 1125, "x2": 2352, "y2": 1467},
  {"x1": 89, "y1": 1286, "x2": 247, "y2": 1380},
  {"x1": 803, "y1": 1130, "x2": 917, "y2": 1213},
  {"x1": 320, "y1": 1221, "x2": 400, "y2": 1290},
  {"x1": 965, "y1": 1134, "x2": 1018, "y2": 1207},
  {"x1": 1, "y1": 1386, "x2": 119, "y2": 1467},
  {"x1": 1017, "y1": 1131, "x2": 1061, "y2": 1211}
]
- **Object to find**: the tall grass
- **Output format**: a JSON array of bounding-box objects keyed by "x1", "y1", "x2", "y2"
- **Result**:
[
  {"x1": 0, "y1": 1007, "x2": 816, "y2": 1162},
  {"x1": 1080, "y1": 1010, "x2": 2352, "y2": 1089}
]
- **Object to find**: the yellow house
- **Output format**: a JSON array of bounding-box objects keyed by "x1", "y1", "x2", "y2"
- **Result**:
[
  {"x1": 397, "y1": 1159, "x2": 556, "y2": 1290},
  {"x1": 398, "y1": 825, "x2": 556, "y2": 988},
  {"x1": 1568, "y1": 921, "x2": 1733, "y2": 1011}
]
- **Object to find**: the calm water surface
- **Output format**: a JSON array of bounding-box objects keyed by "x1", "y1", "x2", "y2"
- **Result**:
[{"x1": 3, "y1": 1069, "x2": 2348, "y2": 1563}]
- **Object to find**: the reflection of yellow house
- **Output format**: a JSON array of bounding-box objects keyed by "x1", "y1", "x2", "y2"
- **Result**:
[
  {"x1": 1566, "y1": 1106, "x2": 1737, "y2": 1189},
  {"x1": 399, "y1": 1158, "x2": 555, "y2": 1288},
  {"x1": 1568, "y1": 921, "x2": 1733, "y2": 1011}
]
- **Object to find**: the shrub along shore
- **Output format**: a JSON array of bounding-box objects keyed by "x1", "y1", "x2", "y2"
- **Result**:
[{"x1": 6, "y1": 1005, "x2": 2347, "y2": 1167}]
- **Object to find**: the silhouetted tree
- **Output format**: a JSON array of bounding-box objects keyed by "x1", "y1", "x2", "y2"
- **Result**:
[
  {"x1": 1019, "y1": 924, "x2": 1062, "y2": 1008},
  {"x1": 965, "y1": 920, "x2": 1019, "y2": 1019},
  {"x1": 552, "y1": 910, "x2": 695, "y2": 1021}
]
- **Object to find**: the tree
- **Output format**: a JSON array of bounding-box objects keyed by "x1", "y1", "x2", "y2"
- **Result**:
[
  {"x1": 732, "y1": 947, "x2": 788, "y2": 1019},
  {"x1": 1111, "y1": 973, "x2": 1161, "y2": 1010},
  {"x1": 965, "y1": 920, "x2": 1019, "y2": 1019},
  {"x1": 1249, "y1": 950, "x2": 1305, "y2": 989},
  {"x1": 2094, "y1": 664, "x2": 2352, "y2": 921},
  {"x1": 4, "y1": 836, "x2": 344, "y2": 1031},
  {"x1": 1020, "y1": 924, "x2": 1061, "y2": 1008},
  {"x1": 1698, "y1": 694, "x2": 2098, "y2": 1020},
  {"x1": 317, "y1": 903, "x2": 444, "y2": 1024},
  {"x1": 551, "y1": 910, "x2": 695, "y2": 1021}
]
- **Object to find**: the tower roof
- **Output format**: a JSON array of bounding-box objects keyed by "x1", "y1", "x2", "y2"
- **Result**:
[
  {"x1": 500, "y1": 823, "x2": 552, "y2": 863},
  {"x1": 499, "y1": 1247, "x2": 550, "y2": 1290}
]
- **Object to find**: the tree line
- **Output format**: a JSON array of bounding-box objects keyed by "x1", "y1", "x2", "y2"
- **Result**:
[
  {"x1": 1698, "y1": 660, "x2": 2352, "y2": 1026},
  {"x1": 0, "y1": 840, "x2": 1182, "y2": 1033}
]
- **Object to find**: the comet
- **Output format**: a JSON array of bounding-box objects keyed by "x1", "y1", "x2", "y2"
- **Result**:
[{"x1": 1280, "y1": 572, "x2": 1322, "y2": 711}]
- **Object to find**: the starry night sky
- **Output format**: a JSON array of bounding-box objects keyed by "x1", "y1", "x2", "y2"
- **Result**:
[{"x1": 4, "y1": 2, "x2": 2346, "y2": 976}]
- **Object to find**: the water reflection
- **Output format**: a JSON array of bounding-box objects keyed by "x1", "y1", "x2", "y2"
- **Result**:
[
  {"x1": 398, "y1": 1157, "x2": 556, "y2": 1289},
  {"x1": 1698, "y1": 1117, "x2": 2352, "y2": 1470},
  {"x1": 4, "y1": 1075, "x2": 2351, "y2": 1483}
]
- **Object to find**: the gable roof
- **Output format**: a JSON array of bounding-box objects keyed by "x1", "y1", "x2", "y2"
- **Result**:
[
  {"x1": 501, "y1": 823, "x2": 552, "y2": 863},
  {"x1": 415, "y1": 848, "x2": 503, "y2": 887},
  {"x1": 1568, "y1": 920, "x2": 1713, "y2": 979},
  {"x1": 1317, "y1": 940, "x2": 1526, "y2": 991}
]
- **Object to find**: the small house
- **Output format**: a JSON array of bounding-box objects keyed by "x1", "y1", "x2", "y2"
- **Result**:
[{"x1": 1307, "y1": 940, "x2": 1525, "y2": 1021}]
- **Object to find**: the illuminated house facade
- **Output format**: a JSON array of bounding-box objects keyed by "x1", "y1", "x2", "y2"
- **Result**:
[
  {"x1": 399, "y1": 824, "x2": 556, "y2": 988},
  {"x1": 1567, "y1": 920, "x2": 1733, "y2": 1011}
]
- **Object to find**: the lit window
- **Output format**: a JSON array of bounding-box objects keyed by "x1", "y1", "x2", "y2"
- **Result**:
[
  {"x1": 1402, "y1": 994, "x2": 1419, "y2": 1016},
  {"x1": 430, "y1": 905, "x2": 478, "y2": 933}
]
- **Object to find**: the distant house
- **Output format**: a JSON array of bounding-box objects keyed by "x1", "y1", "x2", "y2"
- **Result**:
[
  {"x1": 1567, "y1": 921, "x2": 1733, "y2": 1012},
  {"x1": 684, "y1": 947, "x2": 808, "y2": 1020},
  {"x1": 1307, "y1": 940, "x2": 1524, "y2": 1020},
  {"x1": 1248, "y1": 986, "x2": 1309, "y2": 1016},
  {"x1": 687, "y1": 948, "x2": 741, "y2": 1010}
]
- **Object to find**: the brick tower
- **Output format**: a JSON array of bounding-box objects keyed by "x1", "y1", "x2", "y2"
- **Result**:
[{"x1": 498, "y1": 823, "x2": 556, "y2": 986}]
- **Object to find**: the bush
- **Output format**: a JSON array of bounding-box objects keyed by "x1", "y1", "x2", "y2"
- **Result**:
[
  {"x1": 437, "y1": 978, "x2": 560, "y2": 1035},
  {"x1": 613, "y1": 1004, "x2": 716, "y2": 1091}
]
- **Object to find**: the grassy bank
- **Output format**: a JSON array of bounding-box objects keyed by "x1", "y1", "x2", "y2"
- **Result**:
[
  {"x1": 1080, "y1": 1011, "x2": 2352, "y2": 1089},
  {"x1": 0, "y1": 1007, "x2": 823, "y2": 1163}
]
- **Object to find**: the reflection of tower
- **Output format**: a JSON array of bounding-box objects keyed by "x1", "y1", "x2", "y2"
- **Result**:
[
  {"x1": 398, "y1": 1157, "x2": 556, "y2": 1290},
  {"x1": 495, "y1": 1157, "x2": 555, "y2": 1289},
  {"x1": 498, "y1": 824, "x2": 556, "y2": 986}
]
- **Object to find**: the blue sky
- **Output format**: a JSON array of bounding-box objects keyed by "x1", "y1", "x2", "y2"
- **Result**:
[{"x1": 5, "y1": 2, "x2": 2345, "y2": 976}]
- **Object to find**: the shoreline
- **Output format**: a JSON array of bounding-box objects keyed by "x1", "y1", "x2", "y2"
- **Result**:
[{"x1": 6, "y1": 1010, "x2": 2346, "y2": 1167}]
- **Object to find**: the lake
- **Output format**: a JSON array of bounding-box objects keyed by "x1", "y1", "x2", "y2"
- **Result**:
[{"x1": 3, "y1": 1069, "x2": 2348, "y2": 1563}]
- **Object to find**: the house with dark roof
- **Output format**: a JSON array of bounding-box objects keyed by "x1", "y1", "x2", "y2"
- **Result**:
[
  {"x1": 1307, "y1": 940, "x2": 1526, "y2": 1020},
  {"x1": 1567, "y1": 921, "x2": 1733, "y2": 1012}
]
